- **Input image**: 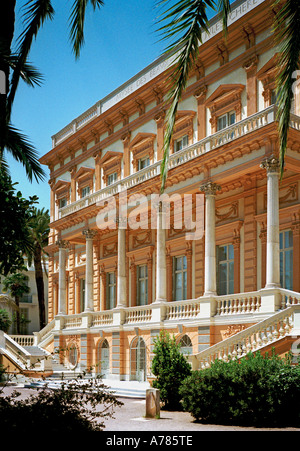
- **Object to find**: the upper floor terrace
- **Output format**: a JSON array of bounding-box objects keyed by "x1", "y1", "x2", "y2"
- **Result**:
[{"x1": 52, "y1": 105, "x2": 300, "y2": 222}]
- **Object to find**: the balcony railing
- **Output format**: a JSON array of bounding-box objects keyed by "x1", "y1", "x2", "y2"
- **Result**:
[
  {"x1": 32, "y1": 288, "x2": 300, "y2": 350},
  {"x1": 57, "y1": 105, "x2": 296, "y2": 220}
]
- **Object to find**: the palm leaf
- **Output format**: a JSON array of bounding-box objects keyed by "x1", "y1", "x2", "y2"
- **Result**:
[
  {"x1": 0, "y1": 48, "x2": 44, "y2": 88},
  {"x1": 7, "y1": 0, "x2": 54, "y2": 120},
  {"x1": 157, "y1": 0, "x2": 230, "y2": 193},
  {"x1": 273, "y1": 0, "x2": 300, "y2": 178},
  {"x1": 2, "y1": 124, "x2": 46, "y2": 182},
  {"x1": 69, "y1": 0, "x2": 104, "y2": 59}
]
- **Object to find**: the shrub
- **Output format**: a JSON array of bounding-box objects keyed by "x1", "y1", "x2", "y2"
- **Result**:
[
  {"x1": 0, "y1": 309, "x2": 12, "y2": 333},
  {"x1": 151, "y1": 330, "x2": 192, "y2": 410},
  {"x1": 180, "y1": 351, "x2": 300, "y2": 428},
  {"x1": 0, "y1": 377, "x2": 123, "y2": 431}
]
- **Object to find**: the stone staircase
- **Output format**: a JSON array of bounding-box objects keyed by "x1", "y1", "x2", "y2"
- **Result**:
[{"x1": 23, "y1": 376, "x2": 149, "y2": 398}]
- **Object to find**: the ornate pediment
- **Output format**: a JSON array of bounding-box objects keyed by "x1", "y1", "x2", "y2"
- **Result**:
[
  {"x1": 206, "y1": 84, "x2": 245, "y2": 111},
  {"x1": 130, "y1": 133, "x2": 156, "y2": 169}
]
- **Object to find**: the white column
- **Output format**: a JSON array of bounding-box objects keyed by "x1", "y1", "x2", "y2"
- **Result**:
[
  {"x1": 82, "y1": 229, "x2": 97, "y2": 312},
  {"x1": 200, "y1": 181, "x2": 220, "y2": 296},
  {"x1": 117, "y1": 218, "x2": 127, "y2": 307},
  {"x1": 57, "y1": 240, "x2": 69, "y2": 315},
  {"x1": 260, "y1": 156, "x2": 280, "y2": 288},
  {"x1": 155, "y1": 201, "x2": 167, "y2": 302}
]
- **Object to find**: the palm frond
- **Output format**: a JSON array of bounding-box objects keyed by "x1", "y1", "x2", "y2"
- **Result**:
[
  {"x1": 69, "y1": 0, "x2": 104, "y2": 59},
  {"x1": 7, "y1": 0, "x2": 54, "y2": 120},
  {"x1": 218, "y1": 0, "x2": 231, "y2": 36},
  {"x1": 3, "y1": 124, "x2": 46, "y2": 182},
  {"x1": 0, "y1": 49, "x2": 44, "y2": 88},
  {"x1": 157, "y1": 0, "x2": 229, "y2": 193},
  {"x1": 273, "y1": 0, "x2": 300, "y2": 178}
]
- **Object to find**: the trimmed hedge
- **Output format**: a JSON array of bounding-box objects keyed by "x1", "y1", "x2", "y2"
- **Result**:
[{"x1": 180, "y1": 351, "x2": 300, "y2": 427}]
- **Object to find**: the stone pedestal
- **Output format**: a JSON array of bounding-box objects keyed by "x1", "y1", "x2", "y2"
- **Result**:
[{"x1": 146, "y1": 388, "x2": 160, "y2": 418}]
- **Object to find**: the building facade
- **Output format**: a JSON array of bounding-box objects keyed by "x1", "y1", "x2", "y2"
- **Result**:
[{"x1": 39, "y1": 0, "x2": 300, "y2": 381}]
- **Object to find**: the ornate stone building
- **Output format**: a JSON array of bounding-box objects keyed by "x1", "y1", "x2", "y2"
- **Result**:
[{"x1": 36, "y1": 0, "x2": 300, "y2": 381}]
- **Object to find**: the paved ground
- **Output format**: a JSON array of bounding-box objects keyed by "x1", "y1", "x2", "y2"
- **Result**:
[
  {"x1": 103, "y1": 396, "x2": 300, "y2": 432},
  {"x1": 1, "y1": 385, "x2": 299, "y2": 432}
]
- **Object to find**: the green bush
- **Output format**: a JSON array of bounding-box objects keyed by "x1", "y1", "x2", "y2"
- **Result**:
[
  {"x1": 0, "y1": 309, "x2": 12, "y2": 333},
  {"x1": 151, "y1": 331, "x2": 192, "y2": 410},
  {"x1": 0, "y1": 378, "x2": 123, "y2": 431},
  {"x1": 180, "y1": 351, "x2": 300, "y2": 427}
]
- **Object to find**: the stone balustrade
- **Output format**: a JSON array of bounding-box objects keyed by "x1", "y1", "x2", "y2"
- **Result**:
[
  {"x1": 29, "y1": 288, "x2": 299, "y2": 345},
  {"x1": 216, "y1": 291, "x2": 262, "y2": 315},
  {"x1": 190, "y1": 305, "x2": 300, "y2": 370},
  {"x1": 7, "y1": 289, "x2": 300, "y2": 373}
]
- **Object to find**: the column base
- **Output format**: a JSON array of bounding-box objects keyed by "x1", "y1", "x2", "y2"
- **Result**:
[
  {"x1": 264, "y1": 283, "x2": 281, "y2": 289},
  {"x1": 153, "y1": 298, "x2": 167, "y2": 304},
  {"x1": 203, "y1": 291, "x2": 217, "y2": 297}
]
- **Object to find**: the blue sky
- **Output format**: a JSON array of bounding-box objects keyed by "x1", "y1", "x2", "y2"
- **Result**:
[{"x1": 9, "y1": 0, "x2": 216, "y2": 211}]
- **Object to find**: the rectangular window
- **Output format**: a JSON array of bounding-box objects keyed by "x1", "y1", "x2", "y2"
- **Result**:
[
  {"x1": 136, "y1": 265, "x2": 148, "y2": 306},
  {"x1": 81, "y1": 186, "x2": 90, "y2": 198},
  {"x1": 59, "y1": 197, "x2": 67, "y2": 209},
  {"x1": 138, "y1": 156, "x2": 150, "y2": 170},
  {"x1": 80, "y1": 279, "x2": 85, "y2": 312},
  {"x1": 106, "y1": 272, "x2": 116, "y2": 309},
  {"x1": 271, "y1": 89, "x2": 277, "y2": 106},
  {"x1": 107, "y1": 172, "x2": 117, "y2": 186},
  {"x1": 217, "y1": 111, "x2": 236, "y2": 131},
  {"x1": 280, "y1": 230, "x2": 293, "y2": 290},
  {"x1": 173, "y1": 256, "x2": 187, "y2": 301},
  {"x1": 20, "y1": 308, "x2": 29, "y2": 335},
  {"x1": 217, "y1": 244, "x2": 234, "y2": 295},
  {"x1": 175, "y1": 134, "x2": 189, "y2": 153}
]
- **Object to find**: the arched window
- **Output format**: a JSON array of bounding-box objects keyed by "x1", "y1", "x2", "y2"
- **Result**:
[
  {"x1": 68, "y1": 343, "x2": 79, "y2": 369},
  {"x1": 97, "y1": 339, "x2": 110, "y2": 377},
  {"x1": 179, "y1": 334, "x2": 193, "y2": 355},
  {"x1": 130, "y1": 336, "x2": 146, "y2": 382}
]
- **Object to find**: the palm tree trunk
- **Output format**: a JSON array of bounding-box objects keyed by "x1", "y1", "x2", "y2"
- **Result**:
[
  {"x1": 14, "y1": 294, "x2": 20, "y2": 334},
  {"x1": 34, "y1": 245, "x2": 46, "y2": 330},
  {"x1": 0, "y1": 1, "x2": 16, "y2": 153}
]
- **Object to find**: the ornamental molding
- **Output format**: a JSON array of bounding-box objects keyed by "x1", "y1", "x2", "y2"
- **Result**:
[
  {"x1": 82, "y1": 228, "x2": 97, "y2": 240},
  {"x1": 200, "y1": 181, "x2": 221, "y2": 195},
  {"x1": 216, "y1": 201, "x2": 239, "y2": 224},
  {"x1": 260, "y1": 155, "x2": 280, "y2": 173}
]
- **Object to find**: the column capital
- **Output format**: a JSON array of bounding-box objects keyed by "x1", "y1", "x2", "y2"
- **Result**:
[
  {"x1": 260, "y1": 155, "x2": 280, "y2": 174},
  {"x1": 56, "y1": 239, "x2": 69, "y2": 249},
  {"x1": 200, "y1": 181, "x2": 221, "y2": 195},
  {"x1": 116, "y1": 216, "x2": 127, "y2": 229},
  {"x1": 82, "y1": 228, "x2": 97, "y2": 240}
]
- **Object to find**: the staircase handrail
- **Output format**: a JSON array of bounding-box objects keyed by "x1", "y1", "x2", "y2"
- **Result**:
[
  {"x1": 0, "y1": 331, "x2": 32, "y2": 369},
  {"x1": 34, "y1": 319, "x2": 56, "y2": 346},
  {"x1": 190, "y1": 305, "x2": 299, "y2": 369}
]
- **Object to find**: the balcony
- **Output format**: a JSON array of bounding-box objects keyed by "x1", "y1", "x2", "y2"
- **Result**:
[
  {"x1": 57, "y1": 105, "x2": 298, "y2": 220},
  {"x1": 33, "y1": 288, "x2": 300, "y2": 348}
]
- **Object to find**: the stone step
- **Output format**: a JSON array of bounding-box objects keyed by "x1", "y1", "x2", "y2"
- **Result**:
[{"x1": 24, "y1": 378, "x2": 149, "y2": 398}]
